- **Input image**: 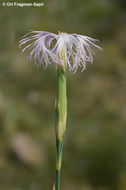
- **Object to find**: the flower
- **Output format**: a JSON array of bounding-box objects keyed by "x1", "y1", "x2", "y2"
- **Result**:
[{"x1": 19, "y1": 31, "x2": 102, "y2": 73}]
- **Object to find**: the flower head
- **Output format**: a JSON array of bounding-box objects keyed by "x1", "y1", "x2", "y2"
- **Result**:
[{"x1": 19, "y1": 31, "x2": 102, "y2": 73}]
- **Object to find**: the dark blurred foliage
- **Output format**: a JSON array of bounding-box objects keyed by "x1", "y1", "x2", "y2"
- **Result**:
[{"x1": 0, "y1": 0, "x2": 126, "y2": 189}]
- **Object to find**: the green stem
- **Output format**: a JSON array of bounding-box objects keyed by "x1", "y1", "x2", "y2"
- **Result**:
[
  {"x1": 56, "y1": 169, "x2": 60, "y2": 190},
  {"x1": 56, "y1": 140, "x2": 64, "y2": 190},
  {"x1": 55, "y1": 66, "x2": 67, "y2": 190}
]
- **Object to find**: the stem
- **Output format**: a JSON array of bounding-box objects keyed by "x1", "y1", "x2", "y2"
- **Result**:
[
  {"x1": 56, "y1": 140, "x2": 64, "y2": 190},
  {"x1": 56, "y1": 169, "x2": 60, "y2": 190},
  {"x1": 55, "y1": 66, "x2": 67, "y2": 190}
]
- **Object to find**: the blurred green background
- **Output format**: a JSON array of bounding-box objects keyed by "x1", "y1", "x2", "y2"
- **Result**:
[{"x1": 0, "y1": 0, "x2": 126, "y2": 189}]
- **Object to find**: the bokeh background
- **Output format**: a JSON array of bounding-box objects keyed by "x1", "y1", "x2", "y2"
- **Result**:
[{"x1": 0, "y1": 0, "x2": 126, "y2": 189}]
